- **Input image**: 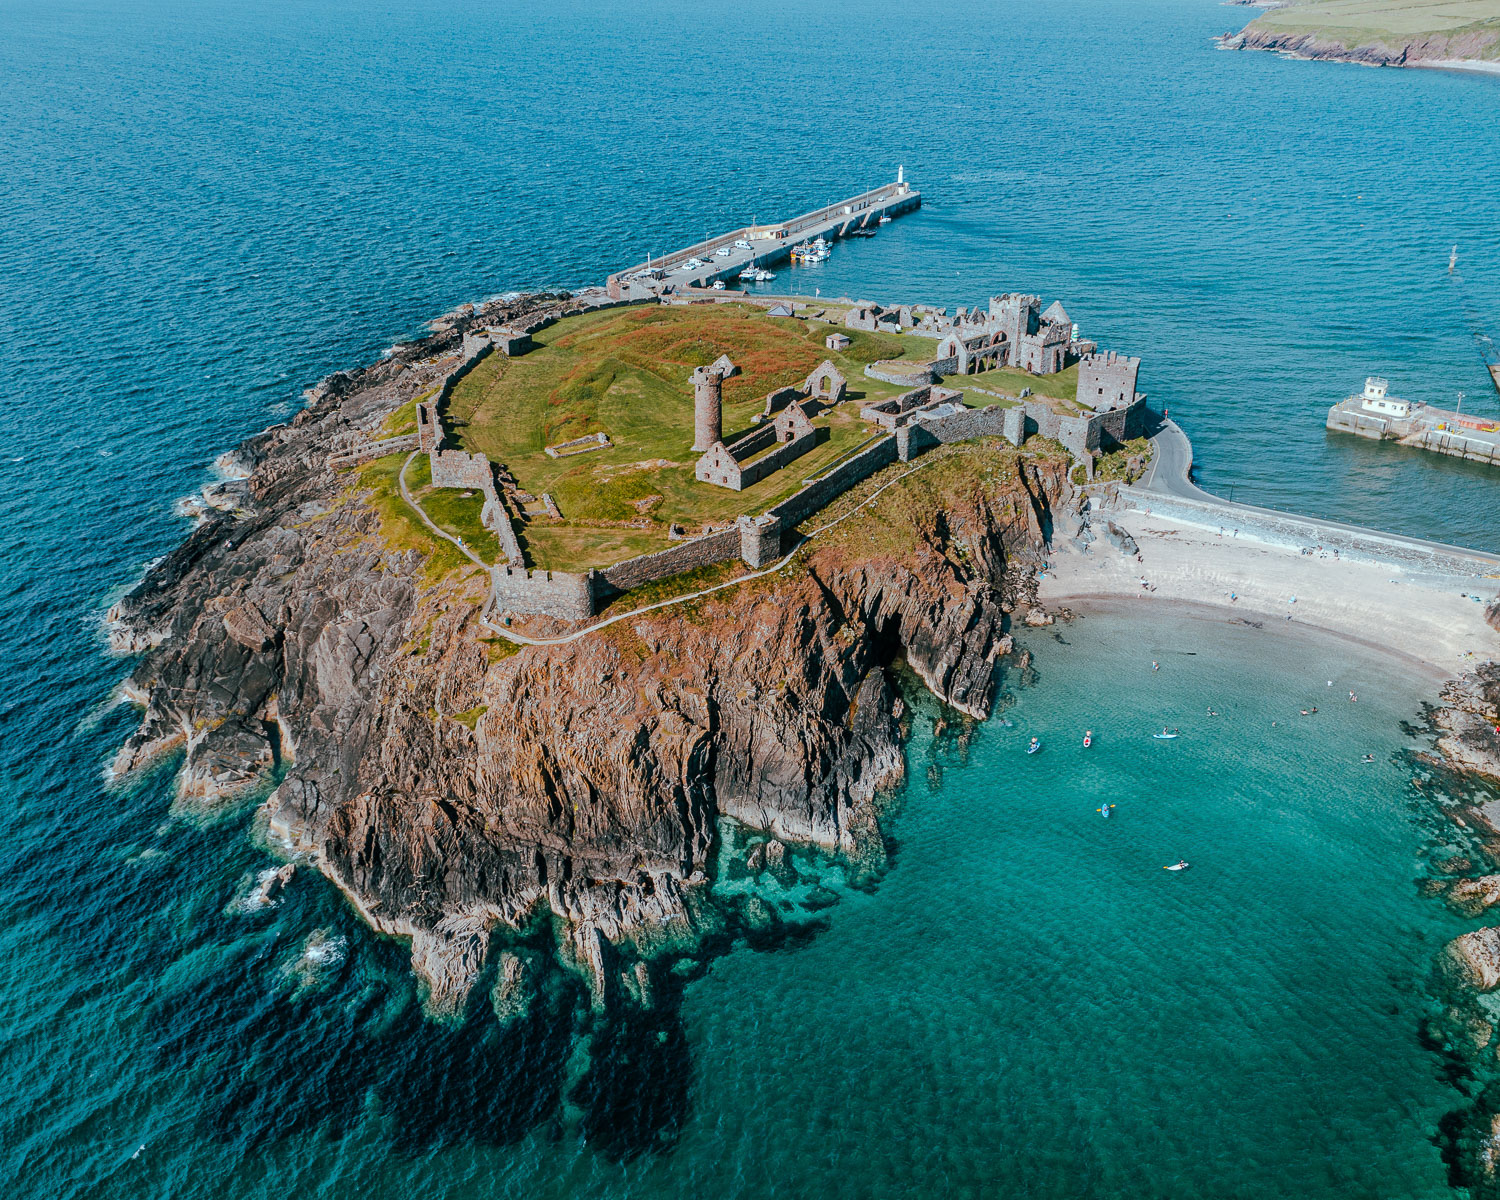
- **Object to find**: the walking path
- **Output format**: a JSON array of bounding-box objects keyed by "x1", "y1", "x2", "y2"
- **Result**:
[{"x1": 397, "y1": 451, "x2": 489, "y2": 569}]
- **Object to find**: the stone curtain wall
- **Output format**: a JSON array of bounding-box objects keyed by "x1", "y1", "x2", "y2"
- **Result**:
[
  {"x1": 895, "y1": 405, "x2": 1024, "y2": 460},
  {"x1": 768, "y1": 436, "x2": 900, "y2": 529},
  {"x1": 417, "y1": 337, "x2": 531, "y2": 565},
  {"x1": 491, "y1": 566, "x2": 598, "y2": 620},
  {"x1": 600, "y1": 528, "x2": 742, "y2": 591}
]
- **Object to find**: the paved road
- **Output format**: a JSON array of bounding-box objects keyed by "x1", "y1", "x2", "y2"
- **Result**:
[
  {"x1": 1129, "y1": 417, "x2": 1500, "y2": 568},
  {"x1": 1135, "y1": 418, "x2": 1212, "y2": 502}
]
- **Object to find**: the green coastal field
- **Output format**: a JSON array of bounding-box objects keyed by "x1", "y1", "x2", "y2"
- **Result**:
[
  {"x1": 1246, "y1": 0, "x2": 1500, "y2": 56},
  {"x1": 443, "y1": 303, "x2": 936, "y2": 570}
]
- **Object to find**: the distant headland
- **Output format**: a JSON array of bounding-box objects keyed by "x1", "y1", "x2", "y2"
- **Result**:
[{"x1": 1219, "y1": 0, "x2": 1500, "y2": 71}]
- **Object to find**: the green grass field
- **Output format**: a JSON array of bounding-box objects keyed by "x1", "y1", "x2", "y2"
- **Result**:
[
  {"x1": 444, "y1": 303, "x2": 936, "y2": 570},
  {"x1": 963, "y1": 362, "x2": 1079, "y2": 406},
  {"x1": 1250, "y1": 0, "x2": 1500, "y2": 52}
]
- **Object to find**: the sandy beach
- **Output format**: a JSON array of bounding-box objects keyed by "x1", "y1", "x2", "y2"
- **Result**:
[{"x1": 1038, "y1": 506, "x2": 1500, "y2": 679}]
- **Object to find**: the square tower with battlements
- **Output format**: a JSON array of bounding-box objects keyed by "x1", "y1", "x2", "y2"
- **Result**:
[{"x1": 1076, "y1": 351, "x2": 1141, "y2": 411}]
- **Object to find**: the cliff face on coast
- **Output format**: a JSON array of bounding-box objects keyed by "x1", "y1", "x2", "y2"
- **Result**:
[
  {"x1": 1220, "y1": 4, "x2": 1500, "y2": 69},
  {"x1": 106, "y1": 298, "x2": 1065, "y2": 1013}
]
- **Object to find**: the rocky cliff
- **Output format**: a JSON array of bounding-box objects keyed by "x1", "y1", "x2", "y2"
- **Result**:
[
  {"x1": 1419, "y1": 627, "x2": 1500, "y2": 1195},
  {"x1": 107, "y1": 301, "x2": 1066, "y2": 1015},
  {"x1": 1220, "y1": 22, "x2": 1500, "y2": 68}
]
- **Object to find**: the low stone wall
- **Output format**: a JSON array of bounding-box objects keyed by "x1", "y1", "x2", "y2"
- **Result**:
[
  {"x1": 864, "y1": 361, "x2": 935, "y2": 387},
  {"x1": 600, "y1": 528, "x2": 741, "y2": 591},
  {"x1": 328, "y1": 433, "x2": 420, "y2": 469},
  {"x1": 769, "y1": 436, "x2": 900, "y2": 529}
]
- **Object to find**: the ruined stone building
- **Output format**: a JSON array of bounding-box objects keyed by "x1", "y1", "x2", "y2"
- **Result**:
[
  {"x1": 935, "y1": 330, "x2": 1005, "y2": 376},
  {"x1": 695, "y1": 403, "x2": 817, "y2": 490},
  {"x1": 802, "y1": 360, "x2": 848, "y2": 404}
]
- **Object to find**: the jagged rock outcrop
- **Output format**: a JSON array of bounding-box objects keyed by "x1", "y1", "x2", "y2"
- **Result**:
[
  {"x1": 1433, "y1": 664, "x2": 1500, "y2": 781},
  {"x1": 106, "y1": 296, "x2": 1066, "y2": 1014},
  {"x1": 1446, "y1": 927, "x2": 1500, "y2": 992}
]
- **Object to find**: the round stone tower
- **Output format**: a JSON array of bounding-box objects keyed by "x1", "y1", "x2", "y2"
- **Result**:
[{"x1": 691, "y1": 366, "x2": 723, "y2": 452}]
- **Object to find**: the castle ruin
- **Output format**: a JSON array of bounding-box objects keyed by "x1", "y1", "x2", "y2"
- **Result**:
[
  {"x1": 691, "y1": 366, "x2": 723, "y2": 452},
  {"x1": 1076, "y1": 351, "x2": 1142, "y2": 411}
]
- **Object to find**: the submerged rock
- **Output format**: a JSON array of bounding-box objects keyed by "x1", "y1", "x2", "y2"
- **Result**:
[
  {"x1": 1445, "y1": 876, "x2": 1500, "y2": 917},
  {"x1": 1446, "y1": 927, "x2": 1500, "y2": 992}
]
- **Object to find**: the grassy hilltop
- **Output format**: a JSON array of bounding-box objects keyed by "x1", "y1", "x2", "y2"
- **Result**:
[
  {"x1": 444, "y1": 303, "x2": 934, "y2": 570},
  {"x1": 1236, "y1": 0, "x2": 1500, "y2": 63}
]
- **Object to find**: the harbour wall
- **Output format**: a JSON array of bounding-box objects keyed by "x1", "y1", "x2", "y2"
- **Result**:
[{"x1": 1111, "y1": 490, "x2": 1499, "y2": 575}]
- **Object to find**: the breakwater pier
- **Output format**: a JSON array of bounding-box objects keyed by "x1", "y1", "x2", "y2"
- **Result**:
[
  {"x1": 606, "y1": 174, "x2": 920, "y2": 301},
  {"x1": 1327, "y1": 377, "x2": 1500, "y2": 470}
]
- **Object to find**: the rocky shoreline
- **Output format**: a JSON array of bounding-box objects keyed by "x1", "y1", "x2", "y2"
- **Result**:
[
  {"x1": 1418, "y1": 644, "x2": 1500, "y2": 1196},
  {"x1": 1218, "y1": 21, "x2": 1500, "y2": 70},
  {"x1": 105, "y1": 289, "x2": 1067, "y2": 1016}
]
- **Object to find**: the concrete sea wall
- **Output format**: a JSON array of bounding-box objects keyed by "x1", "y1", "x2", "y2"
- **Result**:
[{"x1": 1114, "y1": 491, "x2": 1495, "y2": 575}]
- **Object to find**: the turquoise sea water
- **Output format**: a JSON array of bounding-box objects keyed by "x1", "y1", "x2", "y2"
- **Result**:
[{"x1": 3, "y1": 0, "x2": 1498, "y2": 1194}]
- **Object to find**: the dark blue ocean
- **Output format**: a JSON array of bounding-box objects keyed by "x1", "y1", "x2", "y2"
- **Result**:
[{"x1": 3, "y1": 0, "x2": 1498, "y2": 1195}]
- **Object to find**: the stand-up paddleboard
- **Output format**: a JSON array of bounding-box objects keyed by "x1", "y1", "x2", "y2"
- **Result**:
[
  {"x1": 1152, "y1": 729, "x2": 1178, "y2": 740},
  {"x1": 1164, "y1": 860, "x2": 1189, "y2": 871},
  {"x1": 1027, "y1": 738, "x2": 1042, "y2": 755}
]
